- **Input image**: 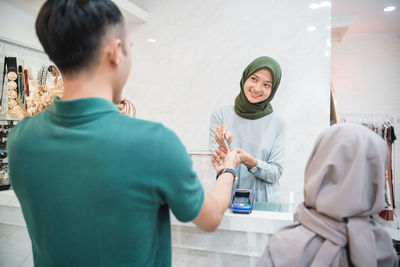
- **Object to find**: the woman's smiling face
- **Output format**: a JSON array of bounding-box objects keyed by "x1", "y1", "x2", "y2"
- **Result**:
[{"x1": 243, "y1": 68, "x2": 273, "y2": 104}]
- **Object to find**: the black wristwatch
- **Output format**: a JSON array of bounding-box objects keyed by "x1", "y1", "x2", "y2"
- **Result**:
[{"x1": 216, "y1": 168, "x2": 237, "y2": 184}]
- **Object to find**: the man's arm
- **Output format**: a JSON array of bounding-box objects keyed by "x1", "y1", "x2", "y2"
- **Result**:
[{"x1": 192, "y1": 150, "x2": 240, "y2": 232}]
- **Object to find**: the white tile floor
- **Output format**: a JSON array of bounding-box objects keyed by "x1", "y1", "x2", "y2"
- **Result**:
[{"x1": 0, "y1": 224, "x2": 33, "y2": 267}]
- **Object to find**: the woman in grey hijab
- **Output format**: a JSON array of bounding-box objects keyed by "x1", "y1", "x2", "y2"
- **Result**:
[{"x1": 257, "y1": 123, "x2": 398, "y2": 267}]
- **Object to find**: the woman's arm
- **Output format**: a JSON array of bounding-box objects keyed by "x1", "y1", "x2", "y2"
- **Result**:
[{"x1": 239, "y1": 122, "x2": 285, "y2": 184}]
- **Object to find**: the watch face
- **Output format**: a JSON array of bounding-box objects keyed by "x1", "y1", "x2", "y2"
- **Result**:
[
  {"x1": 7, "y1": 81, "x2": 17, "y2": 90},
  {"x1": 7, "y1": 72, "x2": 17, "y2": 81},
  {"x1": 249, "y1": 166, "x2": 257, "y2": 174}
]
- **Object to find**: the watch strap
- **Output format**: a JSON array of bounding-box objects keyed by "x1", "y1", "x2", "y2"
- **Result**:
[{"x1": 216, "y1": 168, "x2": 237, "y2": 184}]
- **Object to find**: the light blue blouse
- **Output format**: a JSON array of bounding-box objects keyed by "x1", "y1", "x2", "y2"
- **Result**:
[{"x1": 209, "y1": 105, "x2": 285, "y2": 202}]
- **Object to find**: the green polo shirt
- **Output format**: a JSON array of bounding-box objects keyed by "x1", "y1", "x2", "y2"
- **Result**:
[{"x1": 8, "y1": 97, "x2": 204, "y2": 267}]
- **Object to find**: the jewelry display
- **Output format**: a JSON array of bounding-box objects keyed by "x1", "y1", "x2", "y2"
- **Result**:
[
  {"x1": 7, "y1": 72, "x2": 17, "y2": 81},
  {"x1": 7, "y1": 81, "x2": 17, "y2": 90},
  {"x1": 7, "y1": 69, "x2": 18, "y2": 117},
  {"x1": 122, "y1": 99, "x2": 137, "y2": 118},
  {"x1": 2, "y1": 57, "x2": 18, "y2": 117},
  {"x1": 0, "y1": 27, "x2": 41, "y2": 190},
  {"x1": 0, "y1": 120, "x2": 17, "y2": 191},
  {"x1": 7, "y1": 90, "x2": 17, "y2": 99},
  {"x1": 25, "y1": 65, "x2": 63, "y2": 116},
  {"x1": 17, "y1": 65, "x2": 25, "y2": 104}
]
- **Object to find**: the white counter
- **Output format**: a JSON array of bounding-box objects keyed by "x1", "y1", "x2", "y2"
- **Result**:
[
  {"x1": 169, "y1": 154, "x2": 296, "y2": 266},
  {"x1": 171, "y1": 207, "x2": 294, "y2": 234},
  {"x1": 170, "y1": 204, "x2": 294, "y2": 266}
]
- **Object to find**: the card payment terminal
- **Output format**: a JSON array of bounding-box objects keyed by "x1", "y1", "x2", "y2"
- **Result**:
[{"x1": 231, "y1": 189, "x2": 255, "y2": 214}]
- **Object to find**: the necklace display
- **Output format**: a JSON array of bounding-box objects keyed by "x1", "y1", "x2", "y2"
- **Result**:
[
  {"x1": 25, "y1": 65, "x2": 63, "y2": 117},
  {"x1": 7, "y1": 71, "x2": 18, "y2": 118},
  {"x1": 3, "y1": 60, "x2": 135, "y2": 119},
  {"x1": 3, "y1": 63, "x2": 63, "y2": 119},
  {"x1": 122, "y1": 99, "x2": 136, "y2": 118}
]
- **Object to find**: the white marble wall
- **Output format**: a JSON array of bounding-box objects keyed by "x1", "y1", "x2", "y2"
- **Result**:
[
  {"x1": 125, "y1": 0, "x2": 331, "y2": 205},
  {"x1": 0, "y1": 1, "x2": 41, "y2": 48}
]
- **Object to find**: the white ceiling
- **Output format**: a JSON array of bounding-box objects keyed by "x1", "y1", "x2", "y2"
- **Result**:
[
  {"x1": 332, "y1": 0, "x2": 400, "y2": 34},
  {"x1": 4, "y1": 0, "x2": 400, "y2": 35}
]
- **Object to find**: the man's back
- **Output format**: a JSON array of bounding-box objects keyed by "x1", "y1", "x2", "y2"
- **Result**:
[{"x1": 8, "y1": 97, "x2": 204, "y2": 266}]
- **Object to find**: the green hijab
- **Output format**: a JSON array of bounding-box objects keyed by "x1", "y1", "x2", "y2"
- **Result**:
[{"x1": 234, "y1": 56, "x2": 282, "y2": 120}]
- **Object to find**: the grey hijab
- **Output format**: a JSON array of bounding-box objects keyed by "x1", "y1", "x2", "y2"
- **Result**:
[{"x1": 257, "y1": 123, "x2": 397, "y2": 267}]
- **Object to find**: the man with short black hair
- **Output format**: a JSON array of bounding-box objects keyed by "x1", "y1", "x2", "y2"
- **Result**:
[{"x1": 7, "y1": 0, "x2": 240, "y2": 266}]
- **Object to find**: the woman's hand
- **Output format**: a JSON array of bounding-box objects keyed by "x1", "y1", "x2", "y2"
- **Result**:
[
  {"x1": 224, "y1": 148, "x2": 241, "y2": 169},
  {"x1": 211, "y1": 146, "x2": 240, "y2": 172},
  {"x1": 237, "y1": 148, "x2": 257, "y2": 169},
  {"x1": 215, "y1": 124, "x2": 233, "y2": 148}
]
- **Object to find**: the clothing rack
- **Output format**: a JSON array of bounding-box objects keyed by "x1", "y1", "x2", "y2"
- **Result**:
[
  {"x1": 341, "y1": 112, "x2": 396, "y2": 182},
  {"x1": 341, "y1": 112, "x2": 398, "y2": 226}
]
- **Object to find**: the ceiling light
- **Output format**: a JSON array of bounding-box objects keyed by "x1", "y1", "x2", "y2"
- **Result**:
[
  {"x1": 147, "y1": 38, "x2": 156, "y2": 42},
  {"x1": 307, "y1": 26, "x2": 317, "y2": 32},
  {"x1": 309, "y1": 1, "x2": 331, "y2": 9},
  {"x1": 384, "y1": 6, "x2": 396, "y2": 12},
  {"x1": 320, "y1": 1, "x2": 331, "y2": 7}
]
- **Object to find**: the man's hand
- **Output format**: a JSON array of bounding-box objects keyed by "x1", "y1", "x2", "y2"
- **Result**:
[
  {"x1": 211, "y1": 146, "x2": 227, "y2": 173},
  {"x1": 211, "y1": 146, "x2": 240, "y2": 173},
  {"x1": 193, "y1": 148, "x2": 240, "y2": 232},
  {"x1": 215, "y1": 124, "x2": 232, "y2": 148}
]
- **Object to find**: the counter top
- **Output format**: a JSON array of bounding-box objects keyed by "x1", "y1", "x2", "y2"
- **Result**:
[
  {"x1": 1, "y1": 189, "x2": 295, "y2": 234},
  {"x1": 171, "y1": 202, "x2": 294, "y2": 234}
]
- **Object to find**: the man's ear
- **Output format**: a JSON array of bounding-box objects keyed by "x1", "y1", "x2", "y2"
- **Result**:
[{"x1": 107, "y1": 38, "x2": 123, "y2": 66}]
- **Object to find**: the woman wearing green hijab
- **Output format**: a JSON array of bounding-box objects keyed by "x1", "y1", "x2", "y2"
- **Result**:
[{"x1": 209, "y1": 56, "x2": 285, "y2": 203}]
